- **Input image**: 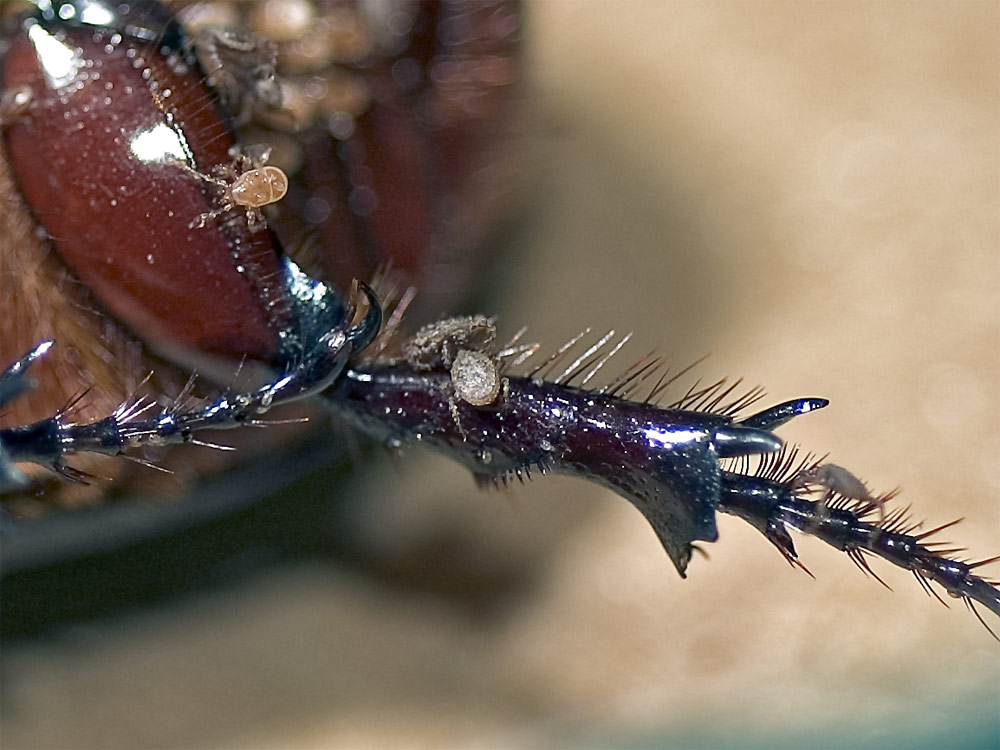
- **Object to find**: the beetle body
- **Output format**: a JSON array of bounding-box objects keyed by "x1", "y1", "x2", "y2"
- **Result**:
[
  {"x1": 2, "y1": 0, "x2": 998, "y2": 620},
  {"x1": 1, "y1": 1, "x2": 999, "y2": 746},
  {"x1": 1, "y1": 13, "x2": 998, "y2": 750}
]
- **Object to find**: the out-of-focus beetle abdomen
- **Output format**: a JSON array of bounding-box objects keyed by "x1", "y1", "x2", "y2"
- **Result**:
[{"x1": 254, "y1": 0, "x2": 524, "y2": 317}]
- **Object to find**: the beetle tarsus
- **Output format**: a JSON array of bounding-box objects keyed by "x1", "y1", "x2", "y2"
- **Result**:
[{"x1": 719, "y1": 456, "x2": 1000, "y2": 634}]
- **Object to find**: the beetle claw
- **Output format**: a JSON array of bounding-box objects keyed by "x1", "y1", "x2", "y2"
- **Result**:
[
  {"x1": 739, "y1": 397, "x2": 829, "y2": 431},
  {"x1": 346, "y1": 282, "x2": 383, "y2": 355}
]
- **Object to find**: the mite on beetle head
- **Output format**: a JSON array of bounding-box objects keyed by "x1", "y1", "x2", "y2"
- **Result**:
[{"x1": 183, "y1": 144, "x2": 289, "y2": 232}]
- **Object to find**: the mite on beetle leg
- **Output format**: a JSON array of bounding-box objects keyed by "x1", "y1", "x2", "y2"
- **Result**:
[
  {"x1": 404, "y1": 315, "x2": 498, "y2": 371},
  {"x1": 184, "y1": 144, "x2": 289, "y2": 232},
  {"x1": 403, "y1": 316, "x2": 508, "y2": 435},
  {"x1": 791, "y1": 462, "x2": 886, "y2": 523},
  {"x1": 450, "y1": 350, "x2": 503, "y2": 408}
]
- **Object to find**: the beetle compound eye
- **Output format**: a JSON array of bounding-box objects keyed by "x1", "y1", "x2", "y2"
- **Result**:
[{"x1": 2, "y1": 1, "x2": 291, "y2": 365}]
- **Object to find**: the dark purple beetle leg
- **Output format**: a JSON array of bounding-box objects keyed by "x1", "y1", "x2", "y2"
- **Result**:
[
  {"x1": 0, "y1": 285, "x2": 381, "y2": 486},
  {"x1": 324, "y1": 365, "x2": 819, "y2": 575},
  {"x1": 0, "y1": 341, "x2": 53, "y2": 491},
  {"x1": 719, "y1": 469, "x2": 1000, "y2": 622}
]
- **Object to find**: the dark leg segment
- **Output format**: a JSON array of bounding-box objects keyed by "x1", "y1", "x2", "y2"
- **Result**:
[
  {"x1": 719, "y1": 469, "x2": 1000, "y2": 624},
  {"x1": 326, "y1": 364, "x2": 804, "y2": 576}
]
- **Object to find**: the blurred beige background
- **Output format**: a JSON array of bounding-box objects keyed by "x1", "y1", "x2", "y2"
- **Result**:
[{"x1": 4, "y1": 1, "x2": 999, "y2": 748}]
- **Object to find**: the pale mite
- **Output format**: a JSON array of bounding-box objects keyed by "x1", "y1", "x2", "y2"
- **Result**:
[
  {"x1": 230, "y1": 164, "x2": 288, "y2": 208},
  {"x1": 404, "y1": 316, "x2": 507, "y2": 432},
  {"x1": 792, "y1": 462, "x2": 886, "y2": 522},
  {"x1": 450, "y1": 349, "x2": 502, "y2": 407},
  {"x1": 184, "y1": 144, "x2": 288, "y2": 231}
]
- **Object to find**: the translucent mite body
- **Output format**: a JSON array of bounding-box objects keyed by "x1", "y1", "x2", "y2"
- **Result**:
[{"x1": 187, "y1": 145, "x2": 288, "y2": 231}]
